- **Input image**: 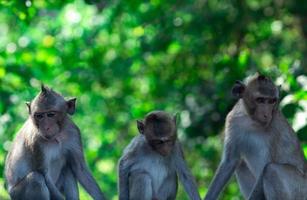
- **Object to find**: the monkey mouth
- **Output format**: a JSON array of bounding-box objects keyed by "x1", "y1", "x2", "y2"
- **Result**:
[
  {"x1": 40, "y1": 134, "x2": 57, "y2": 142},
  {"x1": 257, "y1": 119, "x2": 271, "y2": 128},
  {"x1": 158, "y1": 150, "x2": 172, "y2": 157}
]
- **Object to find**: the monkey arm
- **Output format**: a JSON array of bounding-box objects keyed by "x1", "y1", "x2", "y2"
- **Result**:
[
  {"x1": 204, "y1": 139, "x2": 240, "y2": 200},
  {"x1": 69, "y1": 149, "x2": 106, "y2": 200},
  {"x1": 247, "y1": 165, "x2": 265, "y2": 200},
  {"x1": 43, "y1": 172, "x2": 64, "y2": 200},
  {"x1": 175, "y1": 143, "x2": 201, "y2": 200},
  {"x1": 118, "y1": 157, "x2": 130, "y2": 200},
  {"x1": 68, "y1": 139, "x2": 106, "y2": 200},
  {"x1": 204, "y1": 158, "x2": 238, "y2": 200}
]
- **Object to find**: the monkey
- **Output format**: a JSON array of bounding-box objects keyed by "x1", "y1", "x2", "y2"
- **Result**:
[
  {"x1": 5, "y1": 85, "x2": 106, "y2": 200},
  {"x1": 118, "y1": 111, "x2": 201, "y2": 200},
  {"x1": 204, "y1": 73, "x2": 306, "y2": 200}
]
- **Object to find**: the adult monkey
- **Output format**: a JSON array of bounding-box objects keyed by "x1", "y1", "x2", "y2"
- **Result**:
[
  {"x1": 118, "y1": 111, "x2": 201, "y2": 200},
  {"x1": 5, "y1": 85, "x2": 106, "y2": 200},
  {"x1": 204, "y1": 74, "x2": 306, "y2": 200}
]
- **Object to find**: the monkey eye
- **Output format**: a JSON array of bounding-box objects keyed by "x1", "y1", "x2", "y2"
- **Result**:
[
  {"x1": 34, "y1": 113, "x2": 44, "y2": 120},
  {"x1": 151, "y1": 140, "x2": 164, "y2": 145},
  {"x1": 150, "y1": 139, "x2": 173, "y2": 146},
  {"x1": 268, "y1": 98, "x2": 277, "y2": 104},
  {"x1": 47, "y1": 112, "x2": 56, "y2": 118},
  {"x1": 255, "y1": 97, "x2": 265, "y2": 104},
  {"x1": 150, "y1": 139, "x2": 171, "y2": 146}
]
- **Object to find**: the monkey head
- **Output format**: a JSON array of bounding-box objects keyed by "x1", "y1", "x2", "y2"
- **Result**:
[
  {"x1": 232, "y1": 73, "x2": 279, "y2": 127},
  {"x1": 26, "y1": 85, "x2": 76, "y2": 140},
  {"x1": 137, "y1": 111, "x2": 177, "y2": 156}
]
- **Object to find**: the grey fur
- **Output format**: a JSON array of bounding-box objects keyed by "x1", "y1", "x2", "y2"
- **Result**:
[
  {"x1": 118, "y1": 135, "x2": 201, "y2": 200},
  {"x1": 5, "y1": 91, "x2": 106, "y2": 200},
  {"x1": 205, "y1": 99, "x2": 306, "y2": 200}
]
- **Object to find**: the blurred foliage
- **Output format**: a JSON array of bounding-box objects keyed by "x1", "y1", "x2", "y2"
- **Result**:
[{"x1": 0, "y1": 0, "x2": 306, "y2": 199}]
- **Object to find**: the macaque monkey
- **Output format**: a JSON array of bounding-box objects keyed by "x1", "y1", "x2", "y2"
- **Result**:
[
  {"x1": 118, "y1": 111, "x2": 201, "y2": 200},
  {"x1": 204, "y1": 74, "x2": 306, "y2": 200},
  {"x1": 5, "y1": 85, "x2": 106, "y2": 200}
]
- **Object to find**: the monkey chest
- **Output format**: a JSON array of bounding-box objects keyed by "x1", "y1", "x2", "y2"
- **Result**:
[
  {"x1": 132, "y1": 157, "x2": 177, "y2": 198},
  {"x1": 240, "y1": 132, "x2": 272, "y2": 175},
  {"x1": 42, "y1": 143, "x2": 66, "y2": 181}
]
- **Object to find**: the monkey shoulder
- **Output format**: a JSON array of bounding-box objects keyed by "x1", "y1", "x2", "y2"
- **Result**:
[
  {"x1": 270, "y1": 111, "x2": 302, "y2": 152},
  {"x1": 270, "y1": 111, "x2": 305, "y2": 167},
  {"x1": 271, "y1": 111, "x2": 296, "y2": 135},
  {"x1": 5, "y1": 134, "x2": 32, "y2": 187},
  {"x1": 120, "y1": 135, "x2": 176, "y2": 170},
  {"x1": 14, "y1": 118, "x2": 36, "y2": 141},
  {"x1": 225, "y1": 111, "x2": 250, "y2": 139},
  {"x1": 121, "y1": 135, "x2": 149, "y2": 160},
  {"x1": 6, "y1": 120, "x2": 33, "y2": 162},
  {"x1": 227, "y1": 101, "x2": 246, "y2": 122},
  {"x1": 118, "y1": 135, "x2": 143, "y2": 168},
  {"x1": 58, "y1": 119, "x2": 82, "y2": 145},
  {"x1": 63, "y1": 118, "x2": 80, "y2": 134},
  {"x1": 173, "y1": 141, "x2": 184, "y2": 156}
]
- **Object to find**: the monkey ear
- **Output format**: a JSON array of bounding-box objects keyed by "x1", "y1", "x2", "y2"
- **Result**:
[
  {"x1": 25, "y1": 101, "x2": 31, "y2": 114},
  {"x1": 137, "y1": 120, "x2": 145, "y2": 134},
  {"x1": 66, "y1": 98, "x2": 76, "y2": 115},
  {"x1": 277, "y1": 85, "x2": 281, "y2": 97},
  {"x1": 257, "y1": 74, "x2": 267, "y2": 81},
  {"x1": 41, "y1": 84, "x2": 47, "y2": 94},
  {"x1": 232, "y1": 80, "x2": 245, "y2": 98}
]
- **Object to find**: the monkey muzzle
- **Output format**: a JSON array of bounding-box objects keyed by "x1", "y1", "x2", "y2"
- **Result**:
[{"x1": 39, "y1": 133, "x2": 59, "y2": 143}]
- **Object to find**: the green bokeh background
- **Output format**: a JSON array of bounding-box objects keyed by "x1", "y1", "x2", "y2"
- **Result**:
[{"x1": 0, "y1": 0, "x2": 306, "y2": 199}]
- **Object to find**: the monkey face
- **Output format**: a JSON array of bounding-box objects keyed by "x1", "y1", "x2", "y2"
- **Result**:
[
  {"x1": 148, "y1": 136, "x2": 176, "y2": 156},
  {"x1": 232, "y1": 74, "x2": 279, "y2": 127},
  {"x1": 252, "y1": 96, "x2": 277, "y2": 126},
  {"x1": 27, "y1": 85, "x2": 77, "y2": 140},
  {"x1": 137, "y1": 111, "x2": 178, "y2": 156},
  {"x1": 32, "y1": 111, "x2": 63, "y2": 140}
]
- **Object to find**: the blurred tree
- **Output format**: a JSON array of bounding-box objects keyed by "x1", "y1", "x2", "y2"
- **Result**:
[{"x1": 0, "y1": 0, "x2": 306, "y2": 199}]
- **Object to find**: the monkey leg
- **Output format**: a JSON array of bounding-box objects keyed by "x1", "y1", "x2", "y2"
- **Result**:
[
  {"x1": 262, "y1": 163, "x2": 306, "y2": 200},
  {"x1": 262, "y1": 163, "x2": 286, "y2": 199},
  {"x1": 129, "y1": 171, "x2": 154, "y2": 200},
  {"x1": 10, "y1": 171, "x2": 50, "y2": 200},
  {"x1": 248, "y1": 162, "x2": 284, "y2": 200}
]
